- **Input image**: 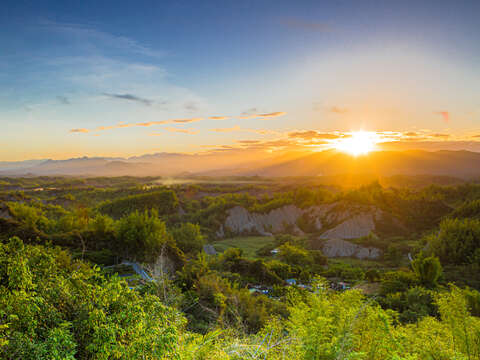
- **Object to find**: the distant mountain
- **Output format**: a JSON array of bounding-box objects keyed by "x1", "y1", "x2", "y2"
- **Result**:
[
  {"x1": 1, "y1": 150, "x2": 480, "y2": 178},
  {"x1": 244, "y1": 150, "x2": 480, "y2": 178}
]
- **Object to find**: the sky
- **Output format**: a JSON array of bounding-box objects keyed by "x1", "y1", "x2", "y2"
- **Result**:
[{"x1": 1, "y1": 0, "x2": 480, "y2": 161}]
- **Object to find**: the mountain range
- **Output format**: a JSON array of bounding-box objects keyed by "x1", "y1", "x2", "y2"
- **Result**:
[{"x1": 1, "y1": 150, "x2": 480, "y2": 179}]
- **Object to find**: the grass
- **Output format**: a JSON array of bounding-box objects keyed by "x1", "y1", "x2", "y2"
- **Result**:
[{"x1": 212, "y1": 236, "x2": 275, "y2": 259}]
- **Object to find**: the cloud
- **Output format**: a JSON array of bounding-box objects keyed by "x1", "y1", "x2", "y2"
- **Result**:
[
  {"x1": 68, "y1": 111, "x2": 281, "y2": 135},
  {"x1": 236, "y1": 140, "x2": 261, "y2": 144},
  {"x1": 70, "y1": 128, "x2": 90, "y2": 133},
  {"x1": 240, "y1": 108, "x2": 258, "y2": 116},
  {"x1": 136, "y1": 121, "x2": 170, "y2": 127},
  {"x1": 288, "y1": 130, "x2": 341, "y2": 140},
  {"x1": 330, "y1": 106, "x2": 349, "y2": 114},
  {"x1": 184, "y1": 101, "x2": 198, "y2": 111},
  {"x1": 431, "y1": 133, "x2": 450, "y2": 138},
  {"x1": 209, "y1": 126, "x2": 278, "y2": 135},
  {"x1": 435, "y1": 111, "x2": 450, "y2": 123},
  {"x1": 57, "y1": 96, "x2": 70, "y2": 105},
  {"x1": 403, "y1": 131, "x2": 419, "y2": 137},
  {"x1": 172, "y1": 118, "x2": 203, "y2": 123},
  {"x1": 258, "y1": 111, "x2": 286, "y2": 118},
  {"x1": 211, "y1": 126, "x2": 241, "y2": 132},
  {"x1": 103, "y1": 93, "x2": 153, "y2": 106},
  {"x1": 209, "y1": 116, "x2": 230, "y2": 120},
  {"x1": 165, "y1": 127, "x2": 198, "y2": 134},
  {"x1": 238, "y1": 111, "x2": 287, "y2": 119},
  {"x1": 149, "y1": 128, "x2": 199, "y2": 135},
  {"x1": 42, "y1": 20, "x2": 165, "y2": 58}
]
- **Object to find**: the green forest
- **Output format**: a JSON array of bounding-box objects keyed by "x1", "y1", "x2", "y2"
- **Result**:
[{"x1": 0, "y1": 176, "x2": 479, "y2": 359}]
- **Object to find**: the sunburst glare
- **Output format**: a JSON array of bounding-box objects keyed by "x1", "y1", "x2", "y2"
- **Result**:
[{"x1": 333, "y1": 131, "x2": 379, "y2": 156}]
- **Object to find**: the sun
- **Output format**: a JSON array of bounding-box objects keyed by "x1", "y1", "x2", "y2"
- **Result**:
[{"x1": 334, "y1": 131, "x2": 378, "y2": 156}]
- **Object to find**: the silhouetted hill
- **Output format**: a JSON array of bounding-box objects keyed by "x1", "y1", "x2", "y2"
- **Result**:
[{"x1": 1, "y1": 150, "x2": 480, "y2": 178}]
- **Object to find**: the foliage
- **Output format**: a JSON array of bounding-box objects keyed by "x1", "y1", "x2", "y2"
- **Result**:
[
  {"x1": 411, "y1": 254, "x2": 442, "y2": 288},
  {"x1": 428, "y1": 217, "x2": 480, "y2": 265},
  {"x1": 171, "y1": 222, "x2": 205, "y2": 255},
  {"x1": 0, "y1": 237, "x2": 184, "y2": 359},
  {"x1": 98, "y1": 189, "x2": 178, "y2": 219},
  {"x1": 116, "y1": 209, "x2": 183, "y2": 264}
]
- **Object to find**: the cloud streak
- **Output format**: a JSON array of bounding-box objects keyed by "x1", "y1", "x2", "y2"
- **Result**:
[
  {"x1": 69, "y1": 111, "x2": 285, "y2": 134},
  {"x1": 150, "y1": 127, "x2": 198, "y2": 135},
  {"x1": 238, "y1": 111, "x2": 287, "y2": 119},
  {"x1": 288, "y1": 130, "x2": 342, "y2": 140},
  {"x1": 103, "y1": 93, "x2": 153, "y2": 106}
]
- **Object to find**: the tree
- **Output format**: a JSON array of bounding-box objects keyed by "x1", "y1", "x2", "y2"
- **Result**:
[
  {"x1": 428, "y1": 218, "x2": 480, "y2": 265},
  {"x1": 278, "y1": 242, "x2": 313, "y2": 267},
  {"x1": 116, "y1": 209, "x2": 173, "y2": 263},
  {"x1": 411, "y1": 254, "x2": 442, "y2": 288},
  {"x1": 171, "y1": 222, "x2": 205, "y2": 255}
]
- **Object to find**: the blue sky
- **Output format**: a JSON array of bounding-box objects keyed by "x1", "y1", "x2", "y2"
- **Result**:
[{"x1": 1, "y1": 0, "x2": 479, "y2": 160}]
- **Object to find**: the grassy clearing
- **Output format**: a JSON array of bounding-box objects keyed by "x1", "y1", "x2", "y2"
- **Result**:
[{"x1": 212, "y1": 236, "x2": 275, "y2": 259}]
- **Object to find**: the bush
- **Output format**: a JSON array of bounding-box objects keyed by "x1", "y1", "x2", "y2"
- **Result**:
[{"x1": 428, "y1": 218, "x2": 480, "y2": 265}]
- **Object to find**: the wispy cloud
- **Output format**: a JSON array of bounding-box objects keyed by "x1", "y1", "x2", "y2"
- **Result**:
[
  {"x1": 211, "y1": 126, "x2": 241, "y2": 132},
  {"x1": 210, "y1": 126, "x2": 279, "y2": 135},
  {"x1": 330, "y1": 106, "x2": 349, "y2": 114},
  {"x1": 41, "y1": 20, "x2": 165, "y2": 58},
  {"x1": 172, "y1": 118, "x2": 203, "y2": 123},
  {"x1": 209, "y1": 116, "x2": 230, "y2": 120},
  {"x1": 69, "y1": 111, "x2": 285, "y2": 134},
  {"x1": 239, "y1": 111, "x2": 287, "y2": 119},
  {"x1": 288, "y1": 130, "x2": 341, "y2": 140},
  {"x1": 57, "y1": 96, "x2": 70, "y2": 105},
  {"x1": 136, "y1": 121, "x2": 170, "y2": 127},
  {"x1": 103, "y1": 93, "x2": 153, "y2": 106},
  {"x1": 435, "y1": 111, "x2": 450, "y2": 123},
  {"x1": 150, "y1": 127, "x2": 198, "y2": 135},
  {"x1": 70, "y1": 128, "x2": 90, "y2": 133}
]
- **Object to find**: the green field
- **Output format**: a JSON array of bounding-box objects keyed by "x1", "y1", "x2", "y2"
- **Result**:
[{"x1": 212, "y1": 236, "x2": 275, "y2": 259}]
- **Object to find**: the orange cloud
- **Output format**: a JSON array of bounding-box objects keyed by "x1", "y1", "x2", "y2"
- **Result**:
[
  {"x1": 258, "y1": 111, "x2": 286, "y2": 118},
  {"x1": 435, "y1": 111, "x2": 450, "y2": 123},
  {"x1": 136, "y1": 120, "x2": 169, "y2": 127},
  {"x1": 236, "y1": 139, "x2": 261, "y2": 144},
  {"x1": 211, "y1": 125, "x2": 241, "y2": 132},
  {"x1": 165, "y1": 127, "x2": 198, "y2": 134},
  {"x1": 172, "y1": 118, "x2": 203, "y2": 123},
  {"x1": 69, "y1": 111, "x2": 285, "y2": 134},
  {"x1": 431, "y1": 133, "x2": 450, "y2": 138},
  {"x1": 239, "y1": 111, "x2": 286, "y2": 119},
  {"x1": 330, "y1": 106, "x2": 349, "y2": 114},
  {"x1": 70, "y1": 128, "x2": 90, "y2": 133},
  {"x1": 288, "y1": 130, "x2": 341, "y2": 140}
]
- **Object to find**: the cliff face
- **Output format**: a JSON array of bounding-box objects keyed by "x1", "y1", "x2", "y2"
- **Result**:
[
  {"x1": 321, "y1": 238, "x2": 381, "y2": 259},
  {"x1": 221, "y1": 202, "x2": 384, "y2": 238},
  {"x1": 220, "y1": 202, "x2": 388, "y2": 259},
  {"x1": 318, "y1": 213, "x2": 376, "y2": 239},
  {"x1": 224, "y1": 205, "x2": 304, "y2": 236}
]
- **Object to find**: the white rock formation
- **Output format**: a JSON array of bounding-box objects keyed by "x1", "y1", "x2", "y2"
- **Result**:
[{"x1": 322, "y1": 238, "x2": 381, "y2": 259}]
